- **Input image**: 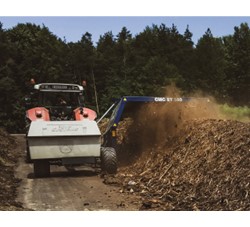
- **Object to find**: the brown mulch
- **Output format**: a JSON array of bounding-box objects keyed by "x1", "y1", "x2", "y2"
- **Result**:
[
  {"x1": 0, "y1": 128, "x2": 24, "y2": 210},
  {"x1": 103, "y1": 118, "x2": 250, "y2": 211}
]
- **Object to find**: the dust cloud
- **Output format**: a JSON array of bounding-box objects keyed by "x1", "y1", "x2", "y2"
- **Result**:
[{"x1": 129, "y1": 85, "x2": 223, "y2": 147}]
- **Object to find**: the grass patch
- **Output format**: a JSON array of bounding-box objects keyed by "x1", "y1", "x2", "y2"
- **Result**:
[{"x1": 220, "y1": 104, "x2": 250, "y2": 121}]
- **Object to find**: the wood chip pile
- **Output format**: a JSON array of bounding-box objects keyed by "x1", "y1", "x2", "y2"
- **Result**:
[
  {"x1": 0, "y1": 129, "x2": 24, "y2": 210},
  {"x1": 104, "y1": 118, "x2": 250, "y2": 211}
]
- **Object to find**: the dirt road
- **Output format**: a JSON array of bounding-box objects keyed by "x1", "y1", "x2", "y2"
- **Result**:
[{"x1": 14, "y1": 135, "x2": 140, "y2": 211}]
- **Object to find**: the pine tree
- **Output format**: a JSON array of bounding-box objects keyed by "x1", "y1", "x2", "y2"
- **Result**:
[
  {"x1": 195, "y1": 28, "x2": 226, "y2": 98},
  {"x1": 224, "y1": 23, "x2": 250, "y2": 105}
]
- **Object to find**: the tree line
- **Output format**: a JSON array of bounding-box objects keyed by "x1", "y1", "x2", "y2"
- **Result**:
[{"x1": 0, "y1": 21, "x2": 249, "y2": 132}]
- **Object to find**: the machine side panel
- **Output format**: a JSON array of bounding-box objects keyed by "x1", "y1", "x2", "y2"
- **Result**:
[{"x1": 28, "y1": 136, "x2": 101, "y2": 159}]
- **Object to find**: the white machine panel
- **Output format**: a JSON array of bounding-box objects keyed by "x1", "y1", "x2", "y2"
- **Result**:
[{"x1": 27, "y1": 120, "x2": 101, "y2": 159}]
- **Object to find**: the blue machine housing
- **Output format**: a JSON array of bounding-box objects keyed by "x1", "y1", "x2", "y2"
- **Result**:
[{"x1": 101, "y1": 96, "x2": 204, "y2": 148}]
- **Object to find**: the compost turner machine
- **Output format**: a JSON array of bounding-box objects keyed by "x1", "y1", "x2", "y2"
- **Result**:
[{"x1": 25, "y1": 81, "x2": 203, "y2": 177}]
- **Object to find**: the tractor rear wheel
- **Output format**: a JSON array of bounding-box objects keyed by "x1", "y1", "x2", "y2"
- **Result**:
[
  {"x1": 101, "y1": 147, "x2": 117, "y2": 174},
  {"x1": 34, "y1": 160, "x2": 50, "y2": 178}
]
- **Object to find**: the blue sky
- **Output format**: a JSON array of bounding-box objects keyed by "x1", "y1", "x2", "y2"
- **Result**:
[{"x1": 1, "y1": 16, "x2": 250, "y2": 45}]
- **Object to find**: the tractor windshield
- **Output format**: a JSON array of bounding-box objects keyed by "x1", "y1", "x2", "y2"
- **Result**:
[{"x1": 39, "y1": 91, "x2": 83, "y2": 107}]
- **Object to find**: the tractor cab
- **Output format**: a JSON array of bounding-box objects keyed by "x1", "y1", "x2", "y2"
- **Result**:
[{"x1": 25, "y1": 83, "x2": 87, "y2": 121}]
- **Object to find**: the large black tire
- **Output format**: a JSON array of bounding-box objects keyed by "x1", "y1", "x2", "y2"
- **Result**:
[
  {"x1": 101, "y1": 147, "x2": 117, "y2": 174},
  {"x1": 33, "y1": 160, "x2": 50, "y2": 178}
]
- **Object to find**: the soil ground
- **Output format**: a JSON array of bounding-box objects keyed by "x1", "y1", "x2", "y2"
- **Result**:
[{"x1": 13, "y1": 135, "x2": 140, "y2": 211}]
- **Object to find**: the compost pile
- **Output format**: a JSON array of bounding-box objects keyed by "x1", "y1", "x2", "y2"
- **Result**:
[
  {"x1": 0, "y1": 129, "x2": 24, "y2": 210},
  {"x1": 103, "y1": 102, "x2": 250, "y2": 211}
]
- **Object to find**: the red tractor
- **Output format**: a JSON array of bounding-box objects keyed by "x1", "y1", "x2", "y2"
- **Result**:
[{"x1": 25, "y1": 82, "x2": 117, "y2": 177}]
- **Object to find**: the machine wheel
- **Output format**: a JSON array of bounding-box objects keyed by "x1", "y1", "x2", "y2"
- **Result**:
[
  {"x1": 33, "y1": 160, "x2": 50, "y2": 178},
  {"x1": 101, "y1": 147, "x2": 117, "y2": 174}
]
